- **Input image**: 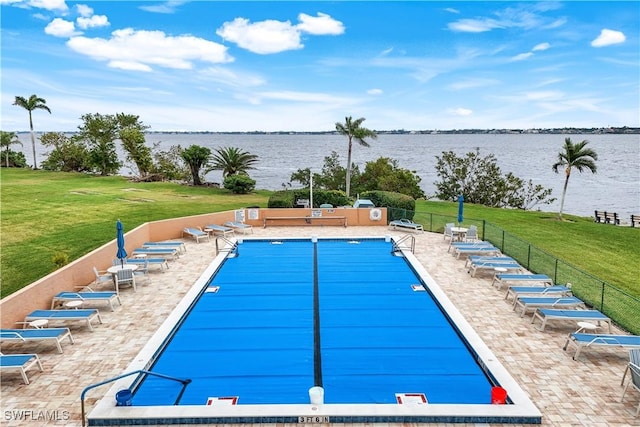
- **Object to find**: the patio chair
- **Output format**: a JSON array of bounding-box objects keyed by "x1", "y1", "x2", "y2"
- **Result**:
[
  {"x1": 0, "y1": 328, "x2": 75, "y2": 353},
  {"x1": 92, "y1": 267, "x2": 113, "y2": 288},
  {"x1": 505, "y1": 285, "x2": 572, "y2": 305},
  {"x1": 223, "y1": 221, "x2": 254, "y2": 234},
  {"x1": 115, "y1": 268, "x2": 137, "y2": 293},
  {"x1": 142, "y1": 241, "x2": 186, "y2": 253},
  {"x1": 183, "y1": 227, "x2": 210, "y2": 243},
  {"x1": 133, "y1": 258, "x2": 151, "y2": 284},
  {"x1": 622, "y1": 349, "x2": 640, "y2": 386},
  {"x1": 126, "y1": 257, "x2": 169, "y2": 272},
  {"x1": 464, "y1": 225, "x2": 478, "y2": 242},
  {"x1": 514, "y1": 296, "x2": 585, "y2": 317},
  {"x1": 621, "y1": 362, "x2": 640, "y2": 417},
  {"x1": 492, "y1": 273, "x2": 554, "y2": 290},
  {"x1": 131, "y1": 247, "x2": 179, "y2": 259},
  {"x1": 0, "y1": 353, "x2": 43, "y2": 384},
  {"x1": 443, "y1": 223, "x2": 455, "y2": 241},
  {"x1": 388, "y1": 219, "x2": 424, "y2": 233}
]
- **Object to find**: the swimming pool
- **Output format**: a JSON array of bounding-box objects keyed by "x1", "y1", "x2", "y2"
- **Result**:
[{"x1": 89, "y1": 237, "x2": 541, "y2": 424}]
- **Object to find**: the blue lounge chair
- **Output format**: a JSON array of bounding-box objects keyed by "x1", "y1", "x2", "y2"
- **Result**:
[
  {"x1": 24, "y1": 309, "x2": 103, "y2": 331},
  {"x1": 388, "y1": 219, "x2": 424, "y2": 232},
  {"x1": 142, "y1": 241, "x2": 186, "y2": 253},
  {"x1": 126, "y1": 257, "x2": 169, "y2": 271},
  {"x1": 132, "y1": 247, "x2": 179, "y2": 259},
  {"x1": 505, "y1": 285, "x2": 572, "y2": 304},
  {"x1": 223, "y1": 221, "x2": 253, "y2": 234},
  {"x1": 182, "y1": 227, "x2": 210, "y2": 243},
  {"x1": 0, "y1": 353, "x2": 43, "y2": 384},
  {"x1": 204, "y1": 224, "x2": 235, "y2": 237},
  {"x1": 51, "y1": 291, "x2": 121, "y2": 311},
  {"x1": 447, "y1": 241, "x2": 494, "y2": 253},
  {"x1": 513, "y1": 296, "x2": 585, "y2": 317},
  {"x1": 531, "y1": 309, "x2": 612, "y2": 332},
  {"x1": 465, "y1": 255, "x2": 514, "y2": 267},
  {"x1": 455, "y1": 246, "x2": 502, "y2": 259},
  {"x1": 467, "y1": 259, "x2": 522, "y2": 277},
  {"x1": 563, "y1": 333, "x2": 640, "y2": 360},
  {"x1": 0, "y1": 328, "x2": 74, "y2": 353},
  {"x1": 492, "y1": 273, "x2": 554, "y2": 289}
]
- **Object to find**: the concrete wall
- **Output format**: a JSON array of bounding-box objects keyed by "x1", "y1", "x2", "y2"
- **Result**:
[{"x1": 0, "y1": 208, "x2": 386, "y2": 328}]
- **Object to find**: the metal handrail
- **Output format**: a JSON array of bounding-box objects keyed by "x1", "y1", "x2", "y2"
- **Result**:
[
  {"x1": 80, "y1": 370, "x2": 190, "y2": 427},
  {"x1": 215, "y1": 236, "x2": 237, "y2": 255},
  {"x1": 393, "y1": 234, "x2": 415, "y2": 253}
]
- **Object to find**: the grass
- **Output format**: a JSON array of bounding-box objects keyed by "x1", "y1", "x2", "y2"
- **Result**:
[{"x1": 2, "y1": 168, "x2": 638, "y2": 302}]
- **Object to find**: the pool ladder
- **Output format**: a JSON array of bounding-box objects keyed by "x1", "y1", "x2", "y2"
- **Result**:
[
  {"x1": 392, "y1": 234, "x2": 415, "y2": 254},
  {"x1": 215, "y1": 236, "x2": 238, "y2": 256}
]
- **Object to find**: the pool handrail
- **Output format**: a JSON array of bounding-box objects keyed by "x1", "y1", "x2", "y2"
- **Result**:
[{"x1": 80, "y1": 369, "x2": 191, "y2": 427}]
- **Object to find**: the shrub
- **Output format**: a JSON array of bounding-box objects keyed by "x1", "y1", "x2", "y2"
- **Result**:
[
  {"x1": 360, "y1": 190, "x2": 415, "y2": 222},
  {"x1": 223, "y1": 174, "x2": 256, "y2": 194}
]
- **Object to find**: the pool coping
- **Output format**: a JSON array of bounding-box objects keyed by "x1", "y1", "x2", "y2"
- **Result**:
[{"x1": 88, "y1": 236, "x2": 542, "y2": 425}]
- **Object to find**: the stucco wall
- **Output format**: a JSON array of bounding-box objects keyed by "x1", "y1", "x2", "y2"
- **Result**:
[{"x1": 0, "y1": 208, "x2": 386, "y2": 328}]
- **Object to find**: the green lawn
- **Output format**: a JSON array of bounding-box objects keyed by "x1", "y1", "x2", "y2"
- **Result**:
[{"x1": 2, "y1": 168, "x2": 638, "y2": 301}]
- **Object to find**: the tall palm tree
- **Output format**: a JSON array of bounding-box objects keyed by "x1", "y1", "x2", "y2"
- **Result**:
[
  {"x1": 13, "y1": 94, "x2": 51, "y2": 169},
  {"x1": 0, "y1": 131, "x2": 23, "y2": 167},
  {"x1": 210, "y1": 147, "x2": 259, "y2": 177},
  {"x1": 335, "y1": 116, "x2": 377, "y2": 196},
  {"x1": 552, "y1": 138, "x2": 598, "y2": 220}
]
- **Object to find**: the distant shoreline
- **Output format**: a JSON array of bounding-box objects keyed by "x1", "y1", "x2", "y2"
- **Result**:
[{"x1": 13, "y1": 126, "x2": 640, "y2": 135}]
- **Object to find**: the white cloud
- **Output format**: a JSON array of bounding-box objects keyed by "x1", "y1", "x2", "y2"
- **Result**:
[
  {"x1": 591, "y1": 29, "x2": 626, "y2": 47},
  {"x1": 448, "y1": 19, "x2": 502, "y2": 33},
  {"x1": 76, "y1": 4, "x2": 92, "y2": 17},
  {"x1": 367, "y1": 88, "x2": 383, "y2": 95},
  {"x1": 77, "y1": 14, "x2": 109, "y2": 30},
  {"x1": 44, "y1": 18, "x2": 78, "y2": 37},
  {"x1": 450, "y1": 107, "x2": 473, "y2": 116},
  {"x1": 139, "y1": 1, "x2": 187, "y2": 14},
  {"x1": 296, "y1": 12, "x2": 344, "y2": 35},
  {"x1": 448, "y1": 78, "x2": 500, "y2": 90},
  {"x1": 444, "y1": 8, "x2": 460, "y2": 14},
  {"x1": 66, "y1": 28, "x2": 233, "y2": 71},
  {"x1": 511, "y1": 52, "x2": 533, "y2": 61},
  {"x1": 532, "y1": 42, "x2": 550, "y2": 51},
  {"x1": 28, "y1": 0, "x2": 67, "y2": 11},
  {"x1": 217, "y1": 18, "x2": 302, "y2": 54}
]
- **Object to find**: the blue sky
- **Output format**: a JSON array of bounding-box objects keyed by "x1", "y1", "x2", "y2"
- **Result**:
[{"x1": 1, "y1": 1, "x2": 638, "y2": 132}]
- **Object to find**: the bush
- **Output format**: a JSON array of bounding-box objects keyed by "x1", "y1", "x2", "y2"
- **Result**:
[
  {"x1": 267, "y1": 189, "x2": 351, "y2": 208},
  {"x1": 223, "y1": 174, "x2": 256, "y2": 194},
  {"x1": 52, "y1": 252, "x2": 70, "y2": 269},
  {"x1": 360, "y1": 190, "x2": 415, "y2": 222}
]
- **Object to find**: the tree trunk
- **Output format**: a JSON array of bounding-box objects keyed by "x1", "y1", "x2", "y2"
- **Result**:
[
  {"x1": 345, "y1": 137, "x2": 353, "y2": 196},
  {"x1": 558, "y1": 168, "x2": 571, "y2": 219},
  {"x1": 29, "y1": 113, "x2": 37, "y2": 169}
]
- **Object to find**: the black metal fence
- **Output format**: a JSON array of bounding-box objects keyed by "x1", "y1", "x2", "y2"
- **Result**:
[{"x1": 390, "y1": 208, "x2": 640, "y2": 335}]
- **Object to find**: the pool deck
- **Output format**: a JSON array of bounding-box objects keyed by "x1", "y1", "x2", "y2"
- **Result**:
[{"x1": 1, "y1": 226, "x2": 637, "y2": 426}]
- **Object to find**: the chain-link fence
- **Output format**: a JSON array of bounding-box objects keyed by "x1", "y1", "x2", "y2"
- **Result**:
[{"x1": 391, "y1": 208, "x2": 640, "y2": 335}]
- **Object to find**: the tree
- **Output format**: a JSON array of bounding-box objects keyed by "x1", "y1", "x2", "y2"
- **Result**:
[
  {"x1": 289, "y1": 151, "x2": 359, "y2": 192},
  {"x1": 181, "y1": 145, "x2": 211, "y2": 186},
  {"x1": 13, "y1": 94, "x2": 51, "y2": 169},
  {"x1": 151, "y1": 143, "x2": 190, "y2": 181},
  {"x1": 209, "y1": 147, "x2": 259, "y2": 177},
  {"x1": 0, "y1": 131, "x2": 22, "y2": 167},
  {"x1": 434, "y1": 149, "x2": 555, "y2": 209},
  {"x1": 357, "y1": 157, "x2": 425, "y2": 199},
  {"x1": 335, "y1": 116, "x2": 377, "y2": 196},
  {"x1": 223, "y1": 174, "x2": 256, "y2": 194},
  {"x1": 76, "y1": 113, "x2": 121, "y2": 175},
  {"x1": 117, "y1": 113, "x2": 152, "y2": 178},
  {"x1": 552, "y1": 138, "x2": 598, "y2": 220},
  {"x1": 40, "y1": 132, "x2": 90, "y2": 172}
]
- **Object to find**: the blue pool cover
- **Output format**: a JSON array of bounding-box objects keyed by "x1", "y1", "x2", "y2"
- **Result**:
[{"x1": 131, "y1": 239, "x2": 492, "y2": 406}]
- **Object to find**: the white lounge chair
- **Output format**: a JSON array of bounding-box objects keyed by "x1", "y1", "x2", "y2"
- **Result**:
[
  {"x1": 142, "y1": 241, "x2": 186, "y2": 253},
  {"x1": 530, "y1": 308, "x2": 612, "y2": 332},
  {"x1": 126, "y1": 257, "x2": 169, "y2": 272},
  {"x1": 492, "y1": 273, "x2": 554, "y2": 290},
  {"x1": 388, "y1": 219, "x2": 424, "y2": 233},
  {"x1": 183, "y1": 227, "x2": 210, "y2": 242},
  {"x1": 0, "y1": 328, "x2": 75, "y2": 353},
  {"x1": 204, "y1": 224, "x2": 235, "y2": 237},
  {"x1": 514, "y1": 296, "x2": 585, "y2": 317},
  {"x1": 505, "y1": 285, "x2": 572, "y2": 305},
  {"x1": 132, "y1": 247, "x2": 179, "y2": 259},
  {"x1": 621, "y1": 362, "x2": 640, "y2": 416},
  {"x1": 467, "y1": 258, "x2": 522, "y2": 277},
  {"x1": 224, "y1": 221, "x2": 253, "y2": 234},
  {"x1": 0, "y1": 353, "x2": 43, "y2": 384}
]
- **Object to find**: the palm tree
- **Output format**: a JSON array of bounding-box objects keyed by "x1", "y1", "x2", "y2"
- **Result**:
[
  {"x1": 210, "y1": 147, "x2": 259, "y2": 177},
  {"x1": 13, "y1": 94, "x2": 51, "y2": 169},
  {"x1": 0, "y1": 131, "x2": 23, "y2": 167},
  {"x1": 335, "y1": 116, "x2": 377, "y2": 196},
  {"x1": 552, "y1": 138, "x2": 598, "y2": 220},
  {"x1": 180, "y1": 145, "x2": 211, "y2": 186}
]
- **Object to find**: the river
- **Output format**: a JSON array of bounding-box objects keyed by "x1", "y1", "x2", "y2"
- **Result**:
[{"x1": 17, "y1": 132, "x2": 640, "y2": 221}]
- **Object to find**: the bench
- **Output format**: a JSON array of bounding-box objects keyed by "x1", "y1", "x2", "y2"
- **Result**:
[
  {"x1": 594, "y1": 210, "x2": 619, "y2": 225},
  {"x1": 631, "y1": 215, "x2": 640, "y2": 227},
  {"x1": 263, "y1": 216, "x2": 347, "y2": 228}
]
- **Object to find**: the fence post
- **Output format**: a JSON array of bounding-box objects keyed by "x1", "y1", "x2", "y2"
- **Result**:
[
  {"x1": 553, "y1": 259, "x2": 558, "y2": 283},
  {"x1": 601, "y1": 282, "x2": 605, "y2": 311},
  {"x1": 482, "y1": 220, "x2": 486, "y2": 241},
  {"x1": 526, "y1": 245, "x2": 531, "y2": 270}
]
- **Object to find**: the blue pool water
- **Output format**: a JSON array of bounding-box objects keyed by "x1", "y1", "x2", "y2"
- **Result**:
[{"x1": 131, "y1": 238, "x2": 493, "y2": 406}]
